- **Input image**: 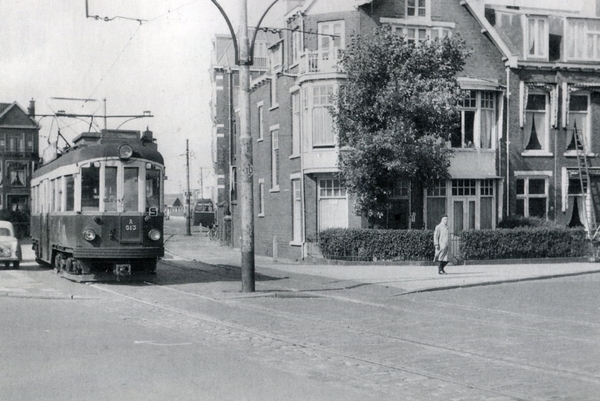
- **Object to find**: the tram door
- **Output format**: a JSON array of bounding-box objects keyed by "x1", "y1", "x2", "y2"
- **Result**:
[
  {"x1": 451, "y1": 198, "x2": 476, "y2": 235},
  {"x1": 42, "y1": 180, "x2": 51, "y2": 262}
]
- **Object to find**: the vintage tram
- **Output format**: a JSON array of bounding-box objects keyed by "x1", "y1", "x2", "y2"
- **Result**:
[{"x1": 31, "y1": 129, "x2": 164, "y2": 281}]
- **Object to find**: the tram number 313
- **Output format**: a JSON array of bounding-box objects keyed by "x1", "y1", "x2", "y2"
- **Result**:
[{"x1": 125, "y1": 219, "x2": 137, "y2": 231}]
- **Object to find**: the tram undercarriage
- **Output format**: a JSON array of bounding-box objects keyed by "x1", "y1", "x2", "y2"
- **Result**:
[{"x1": 47, "y1": 250, "x2": 158, "y2": 282}]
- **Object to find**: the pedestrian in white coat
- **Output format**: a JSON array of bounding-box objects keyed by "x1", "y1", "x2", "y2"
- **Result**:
[{"x1": 434, "y1": 215, "x2": 450, "y2": 274}]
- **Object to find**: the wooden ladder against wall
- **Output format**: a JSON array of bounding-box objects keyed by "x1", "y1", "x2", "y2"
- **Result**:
[{"x1": 573, "y1": 125, "x2": 599, "y2": 241}]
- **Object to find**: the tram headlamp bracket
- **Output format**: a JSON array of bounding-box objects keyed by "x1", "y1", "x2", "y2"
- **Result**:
[{"x1": 118, "y1": 144, "x2": 134, "y2": 159}]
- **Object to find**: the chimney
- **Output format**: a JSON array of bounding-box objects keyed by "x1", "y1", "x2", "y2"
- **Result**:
[{"x1": 27, "y1": 99, "x2": 36, "y2": 118}]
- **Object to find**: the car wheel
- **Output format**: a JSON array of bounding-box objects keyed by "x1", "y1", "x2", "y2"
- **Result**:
[
  {"x1": 13, "y1": 261, "x2": 19, "y2": 269},
  {"x1": 4, "y1": 262, "x2": 9, "y2": 269}
]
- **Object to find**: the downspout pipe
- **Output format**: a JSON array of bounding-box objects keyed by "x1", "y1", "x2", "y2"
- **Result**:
[{"x1": 506, "y1": 66, "x2": 511, "y2": 217}]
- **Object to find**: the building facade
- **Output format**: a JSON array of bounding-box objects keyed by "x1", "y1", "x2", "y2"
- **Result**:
[
  {"x1": 465, "y1": 0, "x2": 600, "y2": 232},
  {"x1": 211, "y1": 0, "x2": 600, "y2": 260},
  {"x1": 210, "y1": 30, "x2": 280, "y2": 243},
  {"x1": 0, "y1": 101, "x2": 40, "y2": 213}
]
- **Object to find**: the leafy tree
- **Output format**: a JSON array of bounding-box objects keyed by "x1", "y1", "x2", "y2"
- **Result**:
[{"x1": 332, "y1": 26, "x2": 470, "y2": 218}]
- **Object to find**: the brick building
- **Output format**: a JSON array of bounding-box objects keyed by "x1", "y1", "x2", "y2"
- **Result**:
[
  {"x1": 211, "y1": 0, "x2": 600, "y2": 260},
  {"x1": 464, "y1": 0, "x2": 600, "y2": 232},
  {"x1": 0, "y1": 100, "x2": 40, "y2": 212},
  {"x1": 210, "y1": 29, "x2": 282, "y2": 243}
]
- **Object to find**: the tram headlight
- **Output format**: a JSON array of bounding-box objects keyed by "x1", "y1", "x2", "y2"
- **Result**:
[
  {"x1": 118, "y1": 144, "x2": 133, "y2": 159},
  {"x1": 148, "y1": 229, "x2": 161, "y2": 241},
  {"x1": 83, "y1": 229, "x2": 97, "y2": 242}
]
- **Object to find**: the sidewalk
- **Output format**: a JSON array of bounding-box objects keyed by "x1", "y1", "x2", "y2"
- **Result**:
[{"x1": 163, "y1": 228, "x2": 600, "y2": 296}]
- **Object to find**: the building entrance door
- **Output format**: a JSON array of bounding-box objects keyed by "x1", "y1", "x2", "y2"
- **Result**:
[{"x1": 451, "y1": 198, "x2": 476, "y2": 235}]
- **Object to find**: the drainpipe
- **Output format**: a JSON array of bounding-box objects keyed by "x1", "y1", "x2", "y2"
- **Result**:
[
  {"x1": 227, "y1": 68, "x2": 234, "y2": 188},
  {"x1": 505, "y1": 66, "x2": 511, "y2": 217}
]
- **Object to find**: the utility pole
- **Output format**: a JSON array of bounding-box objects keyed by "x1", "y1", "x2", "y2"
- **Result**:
[
  {"x1": 199, "y1": 167, "x2": 203, "y2": 199},
  {"x1": 186, "y1": 139, "x2": 192, "y2": 236},
  {"x1": 239, "y1": 0, "x2": 255, "y2": 292},
  {"x1": 209, "y1": 0, "x2": 279, "y2": 292},
  {"x1": 103, "y1": 98, "x2": 107, "y2": 130}
]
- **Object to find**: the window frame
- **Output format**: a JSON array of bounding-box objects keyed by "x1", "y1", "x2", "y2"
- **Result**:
[
  {"x1": 452, "y1": 90, "x2": 497, "y2": 150},
  {"x1": 311, "y1": 85, "x2": 335, "y2": 148},
  {"x1": 258, "y1": 179, "x2": 265, "y2": 217},
  {"x1": 290, "y1": 28, "x2": 302, "y2": 66},
  {"x1": 525, "y1": 16, "x2": 549, "y2": 60},
  {"x1": 522, "y1": 91, "x2": 550, "y2": 155},
  {"x1": 406, "y1": 0, "x2": 428, "y2": 18},
  {"x1": 291, "y1": 91, "x2": 301, "y2": 157},
  {"x1": 257, "y1": 102, "x2": 264, "y2": 142},
  {"x1": 270, "y1": 126, "x2": 280, "y2": 191},
  {"x1": 516, "y1": 176, "x2": 549, "y2": 218},
  {"x1": 565, "y1": 92, "x2": 591, "y2": 155},
  {"x1": 318, "y1": 178, "x2": 346, "y2": 199}
]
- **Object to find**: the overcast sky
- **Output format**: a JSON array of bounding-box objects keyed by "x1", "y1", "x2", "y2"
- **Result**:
[
  {"x1": 0, "y1": 0, "x2": 282, "y2": 194},
  {"x1": 0, "y1": 0, "x2": 587, "y2": 194}
]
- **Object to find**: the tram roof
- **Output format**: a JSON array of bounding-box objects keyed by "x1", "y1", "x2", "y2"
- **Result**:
[{"x1": 33, "y1": 131, "x2": 164, "y2": 179}]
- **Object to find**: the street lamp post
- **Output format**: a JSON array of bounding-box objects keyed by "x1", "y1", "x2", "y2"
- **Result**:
[
  {"x1": 238, "y1": 0, "x2": 254, "y2": 292},
  {"x1": 210, "y1": 0, "x2": 278, "y2": 292}
]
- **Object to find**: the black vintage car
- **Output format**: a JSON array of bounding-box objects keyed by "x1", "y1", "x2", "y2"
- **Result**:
[{"x1": 192, "y1": 199, "x2": 215, "y2": 228}]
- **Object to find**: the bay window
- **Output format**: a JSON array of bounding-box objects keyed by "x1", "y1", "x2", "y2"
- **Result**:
[
  {"x1": 452, "y1": 90, "x2": 496, "y2": 149},
  {"x1": 312, "y1": 85, "x2": 335, "y2": 147}
]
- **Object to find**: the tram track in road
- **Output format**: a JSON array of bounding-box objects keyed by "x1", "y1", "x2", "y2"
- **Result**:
[
  {"x1": 86, "y1": 262, "x2": 600, "y2": 400},
  {"x1": 90, "y1": 281, "x2": 532, "y2": 401},
  {"x1": 160, "y1": 258, "x2": 600, "y2": 347},
  {"x1": 146, "y1": 279, "x2": 600, "y2": 383}
]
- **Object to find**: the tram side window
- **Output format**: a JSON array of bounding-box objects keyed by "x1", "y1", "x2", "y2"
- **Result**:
[
  {"x1": 81, "y1": 164, "x2": 100, "y2": 211},
  {"x1": 50, "y1": 179, "x2": 56, "y2": 212},
  {"x1": 66, "y1": 175, "x2": 75, "y2": 211},
  {"x1": 146, "y1": 168, "x2": 161, "y2": 211},
  {"x1": 123, "y1": 167, "x2": 139, "y2": 212},
  {"x1": 105, "y1": 167, "x2": 118, "y2": 212}
]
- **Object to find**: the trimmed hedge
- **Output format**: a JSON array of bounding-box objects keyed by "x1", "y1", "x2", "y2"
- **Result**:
[
  {"x1": 460, "y1": 228, "x2": 587, "y2": 260},
  {"x1": 318, "y1": 228, "x2": 434, "y2": 261},
  {"x1": 317, "y1": 227, "x2": 588, "y2": 262}
]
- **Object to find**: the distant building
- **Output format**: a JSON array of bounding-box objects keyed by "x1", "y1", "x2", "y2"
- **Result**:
[
  {"x1": 0, "y1": 100, "x2": 40, "y2": 212},
  {"x1": 164, "y1": 194, "x2": 185, "y2": 216}
]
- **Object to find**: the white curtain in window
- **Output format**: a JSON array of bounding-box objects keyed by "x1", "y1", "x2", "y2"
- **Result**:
[
  {"x1": 312, "y1": 107, "x2": 334, "y2": 146},
  {"x1": 566, "y1": 113, "x2": 587, "y2": 150},
  {"x1": 524, "y1": 111, "x2": 546, "y2": 150},
  {"x1": 480, "y1": 109, "x2": 494, "y2": 148},
  {"x1": 567, "y1": 196, "x2": 587, "y2": 230}
]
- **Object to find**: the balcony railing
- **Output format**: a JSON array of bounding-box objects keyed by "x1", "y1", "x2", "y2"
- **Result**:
[{"x1": 299, "y1": 48, "x2": 345, "y2": 75}]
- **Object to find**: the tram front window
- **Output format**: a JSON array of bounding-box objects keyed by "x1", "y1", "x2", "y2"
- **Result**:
[
  {"x1": 123, "y1": 167, "x2": 139, "y2": 211},
  {"x1": 146, "y1": 168, "x2": 161, "y2": 211},
  {"x1": 105, "y1": 167, "x2": 118, "y2": 212},
  {"x1": 81, "y1": 164, "x2": 100, "y2": 211}
]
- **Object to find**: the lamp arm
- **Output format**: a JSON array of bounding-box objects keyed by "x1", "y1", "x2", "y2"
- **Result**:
[
  {"x1": 210, "y1": 0, "x2": 240, "y2": 65},
  {"x1": 249, "y1": 0, "x2": 280, "y2": 66}
]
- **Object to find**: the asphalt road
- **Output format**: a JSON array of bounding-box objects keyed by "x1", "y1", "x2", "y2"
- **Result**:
[{"x1": 1, "y1": 229, "x2": 599, "y2": 400}]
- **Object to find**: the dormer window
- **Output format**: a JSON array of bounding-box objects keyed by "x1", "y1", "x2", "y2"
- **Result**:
[
  {"x1": 526, "y1": 17, "x2": 548, "y2": 60},
  {"x1": 406, "y1": 0, "x2": 427, "y2": 18}
]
